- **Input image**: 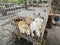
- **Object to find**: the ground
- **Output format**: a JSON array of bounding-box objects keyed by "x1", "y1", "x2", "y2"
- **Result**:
[{"x1": 46, "y1": 23, "x2": 60, "y2": 45}]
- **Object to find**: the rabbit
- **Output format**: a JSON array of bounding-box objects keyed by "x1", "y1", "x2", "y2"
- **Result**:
[
  {"x1": 18, "y1": 21, "x2": 30, "y2": 35},
  {"x1": 30, "y1": 17, "x2": 44, "y2": 37}
]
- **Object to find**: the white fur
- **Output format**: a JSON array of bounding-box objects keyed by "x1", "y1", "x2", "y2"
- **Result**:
[{"x1": 30, "y1": 17, "x2": 43, "y2": 37}]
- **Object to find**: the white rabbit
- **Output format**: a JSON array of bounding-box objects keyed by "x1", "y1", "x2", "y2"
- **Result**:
[{"x1": 30, "y1": 17, "x2": 43, "y2": 37}]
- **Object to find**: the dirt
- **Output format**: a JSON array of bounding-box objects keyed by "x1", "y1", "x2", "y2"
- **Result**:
[{"x1": 46, "y1": 25, "x2": 60, "y2": 45}]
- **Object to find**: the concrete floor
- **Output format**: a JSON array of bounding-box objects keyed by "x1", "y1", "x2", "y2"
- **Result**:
[{"x1": 46, "y1": 24, "x2": 60, "y2": 45}]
